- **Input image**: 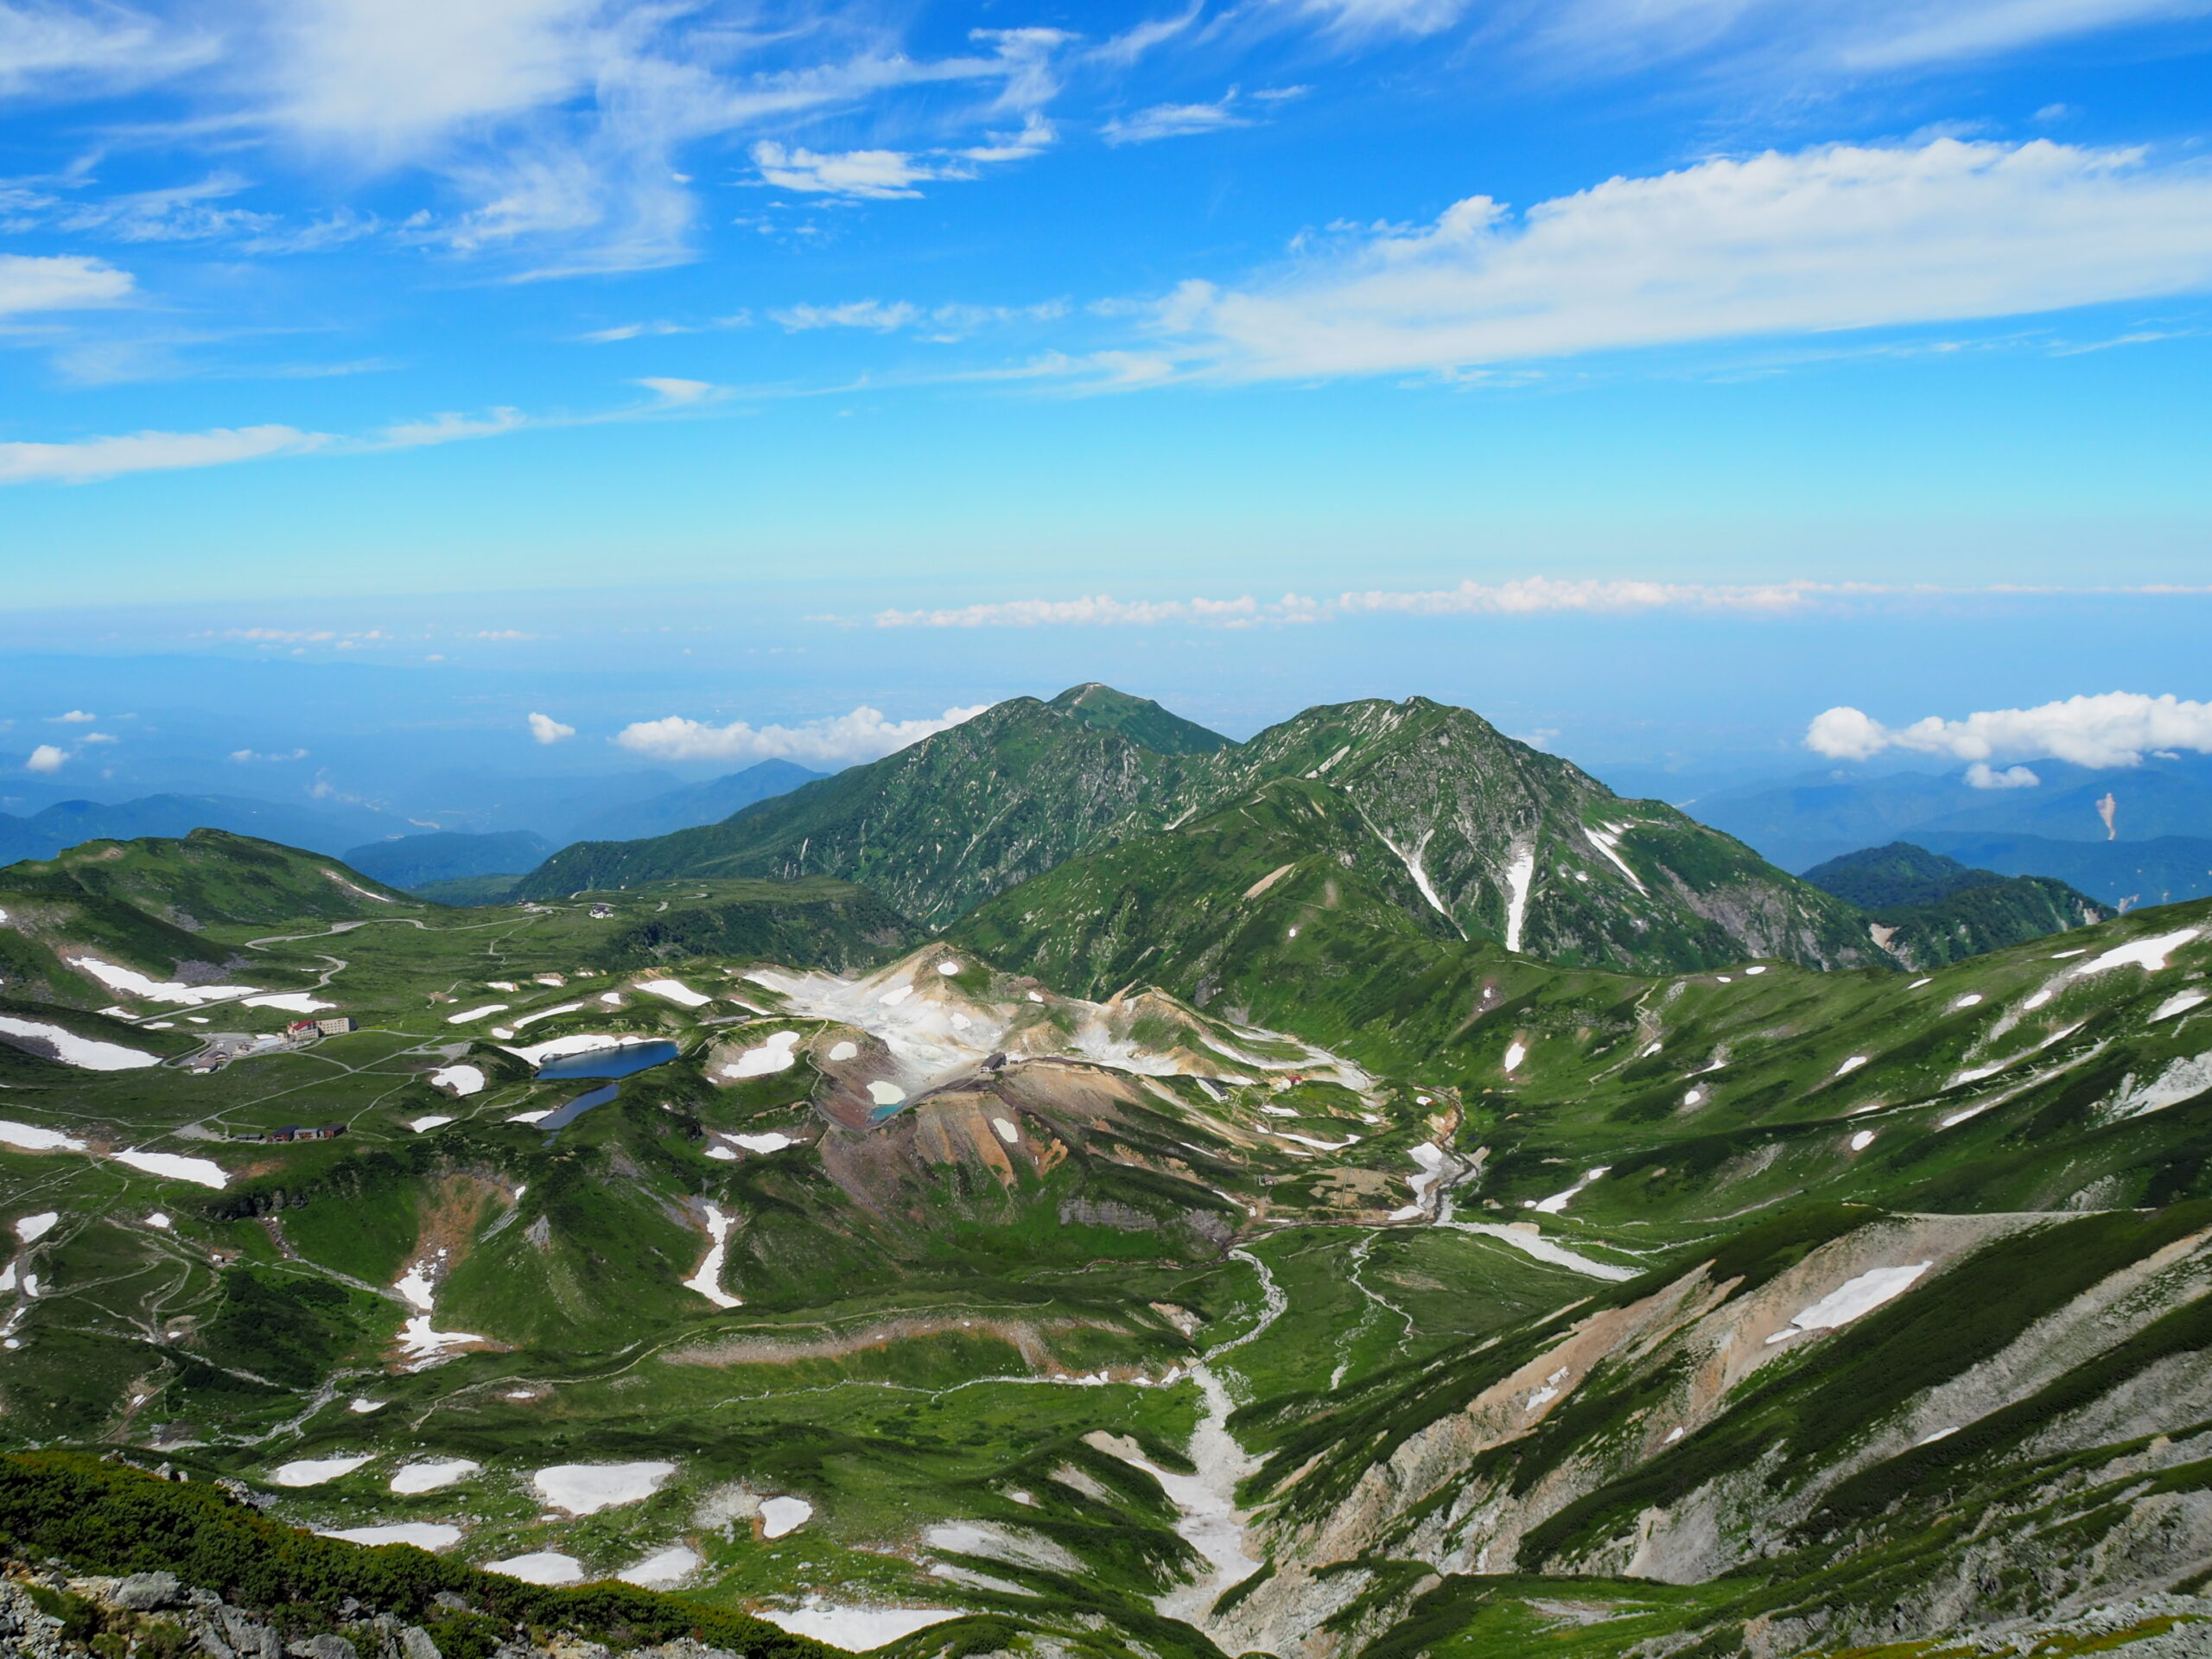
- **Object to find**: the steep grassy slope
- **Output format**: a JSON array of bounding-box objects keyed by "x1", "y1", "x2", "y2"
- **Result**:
[
  {"x1": 1048, "y1": 683, "x2": 1233, "y2": 754},
  {"x1": 523, "y1": 690, "x2": 1872, "y2": 976},
  {"x1": 4, "y1": 829, "x2": 419, "y2": 925}
]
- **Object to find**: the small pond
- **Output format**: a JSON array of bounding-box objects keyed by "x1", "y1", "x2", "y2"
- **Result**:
[{"x1": 534, "y1": 1039, "x2": 680, "y2": 1080}]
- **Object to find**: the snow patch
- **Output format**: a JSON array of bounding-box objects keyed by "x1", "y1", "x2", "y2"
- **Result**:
[
  {"x1": 0, "y1": 1015, "x2": 159, "y2": 1071},
  {"x1": 429, "y1": 1064, "x2": 486, "y2": 1096},
  {"x1": 880, "y1": 984, "x2": 913, "y2": 1007},
  {"x1": 389, "y1": 1459, "x2": 479, "y2": 1495},
  {"x1": 14, "y1": 1212, "x2": 57, "y2": 1243},
  {"x1": 1768, "y1": 1262, "x2": 1931, "y2": 1344},
  {"x1": 408, "y1": 1115, "x2": 454, "y2": 1134},
  {"x1": 761, "y1": 1496, "x2": 813, "y2": 1538},
  {"x1": 113, "y1": 1150, "x2": 227, "y2": 1188},
  {"x1": 2155, "y1": 990, "x2": 2209, "y2": 1021},
  {"x1": 828, "y1": 1040, "x2": 858, "y2": 1061},
  {"x1": 620, "y1": 1545, "x2": 701, "y2": 1587},
  {"x1": 638, "y1": 978, "x2": 711, "y2": 1007},
  {"x1": 243, "y1": 993, "x2": 334, "y2": 1014},
  {"x1": 73, "y1": 958, "x2": 261, "y2": 1006},
  {"x1": 270, "y1": 1455, "x2": 372, "y2": 1487},
  {"x1": 992, "y1": 1116, "x2": 1020, "y2": 1144},
  {"x1": 447, "y1": 1004, "x2": 508, "y2": 1025},
  {"x1": 1502, "y1": 1041, "x2": 1526, "y2": 1073},
  {"x1": 867, "y1": 1080, "x2": 906, "y2": 1107},
  {"x1": 534, "y1": 1461, "x2": 677, "y2": 1516},
  {"x1": 684, "y1": 1204, "x2": 742, "y2": 1308},
  {"x1": 723, "y1": 1030, "x2": 800, "y2": 1078},
  {"x1": 1834, "y1": 1055, "x2": 1869, "y2": 1077},
  {"x1": 1849, "y1": 1129, "x2": 1877, "y2": 1152},
  {"x1": 2073, "y1": 927, "x2": 2199, "y2": 978},
  {"x1": 486, "y1": 1553, "x2": 582, "y2": 1586},
  {"x1": 1531, "y1": 1166, "x2": 1608, "y2": 1215},
  {"x1": 321, "y1": 1523, "x2": 461, "y2": 1550},
  {"x1": 937, "y1": 960, "x2": 962, "y2": 976},
  {"x1": 754, "y1": 1607, "x2": 960, "y2": 1651},
  {"x1": 1502, "y1": 848, "x2": 1535, "y2": 954},
  {"x1": 728, "y1": 1131, "x2": 798, "y2": 1154},
  {"x1": 503, "y1": 1033, "x2": 658, "y2": 1067}
]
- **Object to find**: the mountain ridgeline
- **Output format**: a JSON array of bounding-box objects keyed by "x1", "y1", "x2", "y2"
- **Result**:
[
  {"x1": 520, "y1": 688, "x2": 1879, "y2": 976},
  {"x1": 1804, "y1": 840, "x2": 2113, "y2": 970}
]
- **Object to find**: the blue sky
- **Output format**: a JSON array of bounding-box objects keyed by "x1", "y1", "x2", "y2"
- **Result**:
[{"x1": 3, "y1": 0, "x2": 2211, "y2": 798}]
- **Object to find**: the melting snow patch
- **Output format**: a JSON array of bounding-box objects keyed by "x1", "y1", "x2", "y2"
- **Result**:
[
  {"x1": 1531, "y1": 1167, "x2": 1608, "y2": 1215},
  {"x1": 14, "y1": 1212, "x2": 58, "y2": 1243},
  {"x1": 760, "y1": 1496, "x2": 813, "y2": 1538},
  {"x1": 2050, "y1": 949, "x2": 2088, "y2": 960},
  {"x1": 880, "y1": 985, "x2": 913, "y2": 1007},
  {"x1": 1502, "y1": 849, "x2": 1536, "y2": 954},
  {"x1": 399, "y1": 1313, "x2": 485, "y2": 1365},
  {"x1": 429, "y1": 1065, "x2": 485, "y2": 1096},
  {"x1": 938, "y1": 961, "x2": 962, "y2": 976},
  {"x1": 684, "y1": 1204, "x2": 742, "y2": 1308},
  {"x1": 638, "y1": 978, "x2": 711, "y2": 1007},
  {"x1": 1909, "y1": 977, "x2": 1932, "y2": 989},
  {"x1": 2074, "y1": 928, "x2": 2200, "y2": 978},
  {"x1": 620, "y1": 1546, "x2": 700, "y2": 1588},
  {"x1": 2111, "y1": 1052, "x2": 2212, "y2": 1121},
  {"x1": 511, "y1": 1001, "x2": 584, "y2": 1031},
  {"x1": 705, "y1": 1144, "x2": 737, "y2": 1160},
  {"x1": 1745, "y1": 964, "x2": 1768, "y2": 976},
  {"x1": 992, "y1": 1116, "x2": 1020, "y2": 1144},
  {"x1": 1849, "y1": 1130, "x2": 1877, "y2": 1152},
  {"x1": 390, "y1": 1459, "x2": 479, "y2": 1494},
  {"x1": 1581, "y1": 824, "x2": 1644, "y2": 892},
  {"x1": 1834, "y1": 1055, "x2": 1869, "y2": 1077},
  {"x1": 113, "y1": 1150, "x2": 226, "y2": 1188},
  {"x1": 867, "y1": 1080, "x2": 906, "y2": 1107},
  {"x1": 1663, "y1": 1426, "x2": 1684, "y2": 1444},
  {"x1": 723, "y1": 1030, "x2": 800, "y2": 1078},
  {"x1": 1027, "y1": 990, "x2": 1044, "y2": 1003},
  {"x1": 503, "y1": 1033, "x2": 658, "y2": 1067},
  {"x1": 1916, "y1": 1426, "x2": 1959, "y2": 1446},
  {"x1": 1503, "y1": 1041, "x2": 1526, "y2": 1072},
  {"x1": 2155, "y1": 990, "x2": 2209, "y2": 1022},
  {"x1": 729, "y1": 1131, "x2": 798, "y2": 1154},
  {"x1": 0, "y1": 1016, "x2": 160, "y2": 1071},
  {"x1": 1951, "y1": 994, "x2": 1983, "y2": 1010},
  {"x1": 243, "y1": 993, "x2": 334, "y2": 1014},
  {"x1": 408, "y1": 1116, "x2": 454, "y2": 1134},
  {"x1": 535, "y1": 1461, "x2": 677, "y2": 1516},
  {"x1": 506, "y1": 1109, "x2": 551, "y2": 1125},
  {"x1": 349, "y1": 1398, "x2": 384, "y2": 1414},
  {"x1": 1768, "y1": 1262, "x2": 1932, "y2": 1344},
  {"x1": 270, "y1": 1455, "x2": 372, "y2": 1487},
  {"x1": 828, "y1": 1040, "x2": 858, "y2": 1061},
  {"x1": 447, "y1": 1005, "x2": 508, "y2": 1025},
  {"x1": 321, "y1": 1523, "x2": 461, "y2": 1549},
  {"x1": 1640, "y1": 1042, "x2": 1662, "y2": 1058},
  {"x1": 145, "y1": 1212, "x2": 170, "y2": 1230},
  {"x1": 1682, "y1": 1087, "x2": 1706, "y2": 1107},
  {"x1": 73, "y1": 959, "x2": 261, "y2": 1006},
  {"x1": 486, "y1": 1553, "x2": 582, "y2": 1586},
  {"x1": 755, "y1": 1607, "x2": 961, "y2": 1650}
]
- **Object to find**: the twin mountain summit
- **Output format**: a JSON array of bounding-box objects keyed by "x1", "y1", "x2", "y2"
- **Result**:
[{"x1": 2, "y1": 683, "x2": 2208, "y2": 1659}]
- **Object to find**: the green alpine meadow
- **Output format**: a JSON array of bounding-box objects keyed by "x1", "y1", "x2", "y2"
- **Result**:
[{"x1": 3, "y1": 687, "x2": 2209, "y2": 1658}]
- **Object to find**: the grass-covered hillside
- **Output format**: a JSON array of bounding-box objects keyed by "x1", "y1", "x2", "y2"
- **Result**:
[
  {"x1": 1803, "y1": 840, "x2": 2113, "y2": 968},
  {"x1": 3, "y1": 823, "x2": 2209, "y2": 1658}
]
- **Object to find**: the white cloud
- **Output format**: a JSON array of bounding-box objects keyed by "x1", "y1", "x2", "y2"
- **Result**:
[
  {"x1": 0, "y1": 423, "x2": 327, "y2": 485},
  {"x1": 1338, "y1": 576, "x2": 1833, "y2": 615},
  {"x1": 0, "y1": 0, "x2": 212, "y2": 99},
  {"x1": 1966, "y1": 761, "x2": 2041, "y2": 789},
  {"x1": 1534, "y1": 0, "x2": 2212, "y2": 76},
  {"x1": 613, "y1": 703, "x2": 995, "y2": 767},
  {"x1": 1806, "y1": 692, "x2": 2212, "y2": 769},
  {"x1": 379, "y1": 408, "x2": 525, "y2": 448},
  {"x1": 874, "y1": 594, "x2": 1268, "y2": 628},
  {"x1": 1155, "y1": 139, "x2": 2212, "y2": 380},
  {"x1": 1278, "y1": 0, "x2": 1469, "y2": 36},
  {"x1": 230, "y1": 747, "x2": 309, "y2": 762},
  {"x1": 527, "y1": 712, "x2": 575, "y2": 745},
  {"x1": 635, "y1": 376, "x2": 714, "y2": 405},
  {"x1": 772, "y1": 299, "x2": 921, "y2": 332},
  {"x1": 1103, "y1": 97, "x2": 1248, "y2": 145},
  {"x1": 48, "y1": 709, "x2": 95, "y2": 722},
  {"x1": 24, "y1": 744, "x2": 65, "y2": 773},
  {"x1": 0, "y1": 252, "x2": 132, "y2": 315},
  {"x1": 751, "y1": 143, "x2": 942, "y2": 200}
]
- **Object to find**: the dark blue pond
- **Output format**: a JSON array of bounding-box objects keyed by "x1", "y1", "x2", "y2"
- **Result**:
[
  {"x1": 534, "y1": 1039, "x2": 679, "y2": 1080},
  {"x1": 537, "y1": 1083, "x2": 619, "y2": 1132}
]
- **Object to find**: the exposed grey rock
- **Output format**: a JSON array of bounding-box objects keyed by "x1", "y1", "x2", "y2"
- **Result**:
[
  {"x1": 115, "y1": 1571, "x2": 183, "y2": 1611},
  {"x1": 289, "y1": 1633, "x2": 359, "y2": 1659},
  {"x1": 399, "y1": 1625, "x2": 442, "y2": 1659}
]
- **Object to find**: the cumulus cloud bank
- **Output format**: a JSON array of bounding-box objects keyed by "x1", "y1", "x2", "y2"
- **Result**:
[
  {"x1": 1805, "y1": 693, "x2": 2212, "y2": 772},
  {"x1": 1157, "y1": 138, "x2": 2212, "y2": 379},
  {"x1": 527, "y1": 712, "x2": 575, "y2": 745},
  {"x1": 25, "y1": 745, "x2": 66, "y2": 773},
  {"x1": 614, "y1": 703, "x2": 995, "y2": 768}
]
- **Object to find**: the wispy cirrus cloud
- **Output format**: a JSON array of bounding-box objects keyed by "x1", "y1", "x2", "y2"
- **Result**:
[
  {"x1": 1147, "y1": 138, "x2": 2212, "y2": 381},
  {"x1": 0, "y1": 423, "x2": 328, "y2": 484},
  {"x1": 750, "y1": 112, "x2": 1055, "y2": 200}
]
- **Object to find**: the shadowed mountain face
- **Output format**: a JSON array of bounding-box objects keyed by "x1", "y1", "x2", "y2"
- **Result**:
[{"x1": 520, "y1": 689, "x2": 1874, "y2": 975}]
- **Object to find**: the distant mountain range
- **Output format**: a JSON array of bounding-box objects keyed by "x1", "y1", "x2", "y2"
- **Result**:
[
  {"x1": 1800, "y1": 841, "x2": 2111, "y2": 969},
  {"x1": 524, "y1": 683, "x2": 1882, "y2": 975},
  {"x1": 0, "y1": 791, "x2": 400, "y2": 864},
  {"x1": 1688, "y1": 753, "x2": 2212, "y2": 897}
]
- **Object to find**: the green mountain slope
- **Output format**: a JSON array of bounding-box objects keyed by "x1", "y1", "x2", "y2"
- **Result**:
[
  {"x1": 1806, "y1": 840, "x2": 2112, "y2": 969},
  {"x1": 4, "y1": 828, "x2": 420, "y2": 925},
  {"x1": 1048, "y1": 682, "x2": 1233, "y2": 754},
  {"x1": 9, "y1": 824, "x2": 2211, "y2": 1659},
  {"x1": 522, "y1": 690, "x2": 1872, "y2": 976}
]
